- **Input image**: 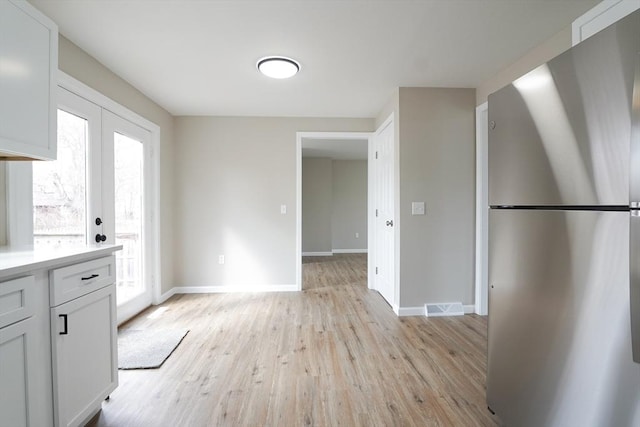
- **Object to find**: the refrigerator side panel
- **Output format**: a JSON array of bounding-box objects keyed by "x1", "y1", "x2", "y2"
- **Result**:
[
  {"x1": 488, "y1": 11, "x2": 639, "y2": 207},
  {"x1": 632, "y1": 211, "x2": 640, "y2": 363},
  {"x1": 631, "y1": 47, "x2": 640, "y2": 363},
  {"x1": 488, "y1": 209, "x2": 640, "y2": 427},
  {"x1": 633, "y1": 51, "x2": 640, "y2": 205}
]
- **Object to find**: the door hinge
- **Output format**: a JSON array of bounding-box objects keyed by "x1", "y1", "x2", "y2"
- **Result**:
[
  {"x1": 376, "y1": 209, "x2": 378, "y2": 217},
  {"x1": 375, "y1": 267, "x2": 378, "y2": 275},
  {"x1": 375, "y1": 151, "x2": 378, "y2": 159}
]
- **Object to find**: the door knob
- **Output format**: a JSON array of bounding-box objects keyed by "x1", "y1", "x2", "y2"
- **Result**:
[
  {"x1": 95, "y1": 234, "x2": 107, "y2": 243},
  {"x1": 386, "y1": 220, "x2": 394, "y2": 227}
]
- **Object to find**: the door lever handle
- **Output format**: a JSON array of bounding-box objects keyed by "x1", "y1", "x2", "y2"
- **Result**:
[{"x1": 95, "y1": 234, "x2": 107, "y2": 243}]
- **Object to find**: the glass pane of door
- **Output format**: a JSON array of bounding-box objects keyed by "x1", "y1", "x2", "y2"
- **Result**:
[
  {"x1": 113, "y1": 132, "x2": 144, "y2": 305},
  {"x1": 33, "y1": 109, "x2": 87, "y2": 249}
]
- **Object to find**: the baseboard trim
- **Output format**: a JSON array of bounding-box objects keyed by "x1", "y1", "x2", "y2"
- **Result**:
[
  {"x1": 302, "y1": 252, "x2": 333, "y2": 257},
  {"x1": 395, "y1": 306, "x2": 426, "y2": 316},
  {"x1": 171, "y1": 284, "x2": 298, "y2": 294},
  {"x1": 331, "y1": 249, "x2": 368, "y2": 254},
  {"x1": 463, "y1": 304, "x2": 475, "y2": 314}
]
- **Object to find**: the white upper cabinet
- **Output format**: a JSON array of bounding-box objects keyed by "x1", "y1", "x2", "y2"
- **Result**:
[{"x1": 0, "y1": 0, "x2": 57, "y2": 160}]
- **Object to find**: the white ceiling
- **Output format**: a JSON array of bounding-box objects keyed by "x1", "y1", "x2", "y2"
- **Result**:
[
  {"x1": 30, "y1": 0, "x2": 600, "y2": 118},
  {"x1": 302, "y1": 138, "x2": 368, "y2": 160}
]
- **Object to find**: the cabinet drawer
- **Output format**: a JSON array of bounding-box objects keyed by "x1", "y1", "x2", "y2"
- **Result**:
[
  {"x1": 50, "y1": 256, "x2": 116, "y2": 306},
  {"x1": 0, "y1": 276, "x2": 35, "y2": 329}
]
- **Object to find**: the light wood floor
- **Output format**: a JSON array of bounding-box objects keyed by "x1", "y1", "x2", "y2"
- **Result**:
[
  {"x1": 302, "y1": 253, "x2": 368, "y2": 291},
  {"x1": 88, "y1": 254, "x2": 497, "y2": 426}
]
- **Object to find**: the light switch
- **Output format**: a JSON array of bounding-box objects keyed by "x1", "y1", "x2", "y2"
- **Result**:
[
  {"x1": 280, "y1": 204, "x2": 287, "y2": 214},
  {"x1": 412, "y1": 202, "x2": 425, "y2": 215}
]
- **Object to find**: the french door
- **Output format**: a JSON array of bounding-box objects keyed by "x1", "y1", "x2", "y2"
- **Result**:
[
  {"x1": 103, "y1": 110, "x2": 151, "y2": 321},
  {"x1": 33, "y1": 87, "x2": 152, "y2": 322}
]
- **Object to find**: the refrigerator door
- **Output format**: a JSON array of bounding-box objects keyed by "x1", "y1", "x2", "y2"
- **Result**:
[
  {"x1": 488, "y1": 209, "x2": 640, "y2": 427},
  {"x1": 488, "y1": 10, "x2": 639, "y2": 207}
]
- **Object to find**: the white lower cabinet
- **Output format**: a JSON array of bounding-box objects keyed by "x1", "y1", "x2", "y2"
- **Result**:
[
  {"x1": 50, "y1": 260, "x2": 118, "y2": 427},
  {"x1": 0, "y1": 275, "x2": 37, "y2": 427},
  {"x1": 0, "y1": 248, "x2": 120, "y2": 427},
  {"x1": 0, "y1": 317, "x2": 36, "y2": 427}
]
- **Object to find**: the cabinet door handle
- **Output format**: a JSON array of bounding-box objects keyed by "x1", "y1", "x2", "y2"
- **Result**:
[
  {"x1": 59, "y1": 314, "x2": 68, "y2": 335},
  {"x1": 81, "y1": 274, "x2": 99, "y2": 281}
]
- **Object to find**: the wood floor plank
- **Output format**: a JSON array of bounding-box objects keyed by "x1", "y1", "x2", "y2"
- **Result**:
[{"x1": 87, "y1": 254, "x2": 498, "y2": 426}]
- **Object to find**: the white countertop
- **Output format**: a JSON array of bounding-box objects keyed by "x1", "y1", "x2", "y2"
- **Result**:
[{"x1": 0, "y1": 244, "x2": 123, "y2": 279}]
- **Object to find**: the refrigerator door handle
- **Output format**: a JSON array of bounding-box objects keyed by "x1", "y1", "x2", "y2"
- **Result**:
[{"x1": 632, "y1": 209, "x2": 640, "y2": 363}]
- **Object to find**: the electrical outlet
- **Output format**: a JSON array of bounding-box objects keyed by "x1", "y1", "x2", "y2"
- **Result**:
[
  {"x1": 218, "y1": 255, "x2": 225, "y2": 264},
  {"x1": 355, "y1": 232, "x2": 359, "y2": 238}
]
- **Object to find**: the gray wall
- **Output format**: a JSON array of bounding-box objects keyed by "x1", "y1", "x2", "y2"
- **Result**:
[
  {"x1": 302, "y1": 158, "x2": 368, "y2": 253},
  {"x1": 375, "y1": 88, "x2": 476, "y2": 308},
  {"x1": 173, "y1": 117, "x2": 374, "y2": 288},
  {"x1": 302, "y1": 157, "x2": 333, "y2": 253},
  {"x1": 332, "y1": 160, "x2": 367, "y2": 250},
  {"x1": 397, "y1": 88, "x2": 476, "y2": 307}
]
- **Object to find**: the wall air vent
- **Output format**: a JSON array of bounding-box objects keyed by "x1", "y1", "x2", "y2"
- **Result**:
[{"x1": 425, "y1": 302, "x2": 464, "y2": 317}]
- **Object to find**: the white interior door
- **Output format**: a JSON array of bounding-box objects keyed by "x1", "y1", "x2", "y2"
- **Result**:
[
  {"x1": 102, "y1": 110, "x2": 152, "y2": 321},
  {"x1": 373, "y1": 117, "x2": 396, "y2": 307}
]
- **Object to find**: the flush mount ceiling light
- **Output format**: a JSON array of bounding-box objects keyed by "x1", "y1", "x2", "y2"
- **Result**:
[{"x1": 257, "y1": 56, "x2": 300, "y2": 79}]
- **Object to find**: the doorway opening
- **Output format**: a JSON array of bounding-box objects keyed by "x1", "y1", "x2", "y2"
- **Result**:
[{"x1": 296, "y1": 132, "x2": 373, "y2": 291}]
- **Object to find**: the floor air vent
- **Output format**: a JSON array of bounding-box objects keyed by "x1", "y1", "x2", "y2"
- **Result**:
[{"x1": 425, "y1": 302, "x2": 464, "y2": 317}]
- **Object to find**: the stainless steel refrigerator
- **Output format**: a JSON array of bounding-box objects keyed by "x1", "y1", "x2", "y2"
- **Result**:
[{"x1": 487, "y1": 10, "x2": 640, "y2": 427}]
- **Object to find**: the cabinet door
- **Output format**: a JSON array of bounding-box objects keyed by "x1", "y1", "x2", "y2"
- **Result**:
[
  {"x1": 50, "y1": 285, "x2": 118, "y2": 427},
  {"x1": 0, "y1": 317, "x2": 36, "y2": 427},
  {"x1": 0, "y1": 0, "x2": 57, "y2": 160}
]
